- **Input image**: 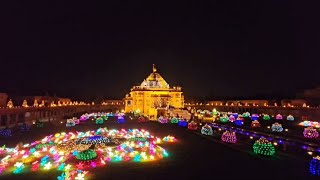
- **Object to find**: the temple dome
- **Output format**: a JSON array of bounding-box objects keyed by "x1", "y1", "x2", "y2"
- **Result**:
[{"x1": 140, "y1": 65, "x2": 170, "y2": 88}]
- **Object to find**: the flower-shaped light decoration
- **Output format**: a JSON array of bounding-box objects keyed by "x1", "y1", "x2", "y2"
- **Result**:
[
  {"x1": 263, "y1": 114, "x2": 270, "y2": 121},
  {"x1": 310, "y1": 156, "x2": 320, "y2": 176},
  {"x1": 171, "y1": 117, "x2": 179, "y2": 124},
  {"x1": 221, "y1": 131, "x2": 237, "y2": 143},
  {"x1": 188, "y1": 121, "x2": 198, "y2": 130},
  {"x1": 251, "y1": 120, "x2": 260, "y2": 128},
  {"x1": 271, "y1": 122, "x2": 284, "y2": 132},
  {"x1": 220, "y1": 116, "x2": 229, "y2": 123},
  {"x1": 234, "y1": 118, "x2": 244, "y2": 126},
  {"x1": 158, "y1": 116, "x2": 168, "y2": 124},
  {"x1": 276, "y1": 114, "x2": 283, "y2": 120},
  {"x1": 251, "y1": 114, "x2": 259, "y2": 121},
  {"x1": 287, "y1": 115, "x2": 294, "y2": 121},
  {"x1": 242, "y1": 112, "x2": 250, "y2": 118},
  {"x1": 253, "y1": 137, "x2": 276, "y2": 156},
  {"x1": 201, "y1": 124, "x2": 213, "y2": 136},
  {"x1": 95, "y1": 117, "x2": 104, "y2": 125},
  {"x1": 178, "y1": 119, "x2": 188, "y2": 127},
  {"x1": 229, "y1": 115, "x2": 235, "y2": 122},
  {"x1": 117, "y1": 116, "x2": 125, "y2": 124},
  {"x1": 303, "y1": 127, "x2": 319, "y2": 139}
]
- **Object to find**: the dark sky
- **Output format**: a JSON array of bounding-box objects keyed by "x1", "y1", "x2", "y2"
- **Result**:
[{"x1": 1, "y1": 1, "x2": 319, "y2": 101}]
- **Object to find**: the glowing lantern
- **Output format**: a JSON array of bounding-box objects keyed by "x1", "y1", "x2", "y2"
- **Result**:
[{"x1": 251, "y1": 120, "x2": 260, "y2": 128}]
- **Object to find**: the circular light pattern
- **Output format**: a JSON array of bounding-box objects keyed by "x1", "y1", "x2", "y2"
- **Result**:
[{"x1": 0, "y1": 128, "x2": 175, "y2": 179}]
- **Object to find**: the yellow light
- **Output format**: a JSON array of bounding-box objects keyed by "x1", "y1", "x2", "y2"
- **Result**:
[
  {"x1": 273, "y1": 142, "x2": 278, "y2": 146},
  {"x1": 65, "y1": 164, "x2": 71, "y2": 171},
  {"x1": 308, "y1": 152, "x2": 313, "y2": 155},
  {"x1": 250, "y1": 136, "x2": 253, "y2": 139},
  {"x1": 267, "y1": 126, "x2": 270, "y2": 129},
  {"x1": 285, "y1": 129, "x2": 288, "y2": 132},
  {"x1": 44, "y1": 162, "x2": 52, "y2": 170}
]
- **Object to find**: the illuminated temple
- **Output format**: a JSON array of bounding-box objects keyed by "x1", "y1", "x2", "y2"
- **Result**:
[{"x1": 124, "y1": 65, "x2": 185, "y2": 120}]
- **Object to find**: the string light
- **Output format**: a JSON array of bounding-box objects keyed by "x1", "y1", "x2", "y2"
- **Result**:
[
  {"x1": 303, "y1": 127, "x2": 319, "y2": 138},
  {"x1": 201, "y1": 124, "x2": 213, "y2": 136},
  {"x1": 271, "y1": 123, "x2": 284, "y2": 132},
  {"x1": 221, "y1": 131, "x2": 237, "y2": 143},
  {"x1": 188, "y1": 121, "x2": 198, "y2": 130},
  {"x1": 253, "y1": 137, "x2": 275, "y2": 156}
]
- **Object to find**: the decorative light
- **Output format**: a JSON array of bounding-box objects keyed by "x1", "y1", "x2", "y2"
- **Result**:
[
  {"x1": 178, "y1": 120, "x2": 188, "y2": 127},
  {"x1": 310, "y1": 156, "x2": 320, "y2": 176},
  {"x1": 220, "y1": 116, "x2": 229, "y2": 123},
  {"x1": 253, "y1": 137, "x2": 276, "y2": 156},
  {"x1": 170, "y1": 117, "x2": 179, "y2": 124},
  {"x1": 201, "y1": 124, "x2": 213, "y2": 136},
  {"x1": 188, "y1": 121, "x2": 198, "y2": 130},
  {"x1": 158, "y1": 116, "x2": 168, "y2": 124},
  {"x1": 221, "y1": 131, "x2": 237, "y2": 143},
  {"x1": 251, "y1": 114, "x2": 259, "y2": 121},
  {"x1": 229, "y1": 115, "x2": 235, "y2": 122},
  {"x1": 287, "y1": 115, "x2": 294, "y2": 121},
  {"x1": 271, "y1": 122, "x2": 284, "y2": 132},
  {"x1": 303, "y1": 127, "x2": 319, "y2": 138},
  {"x1": 263, "y1": 114, "x2": 270, "y2": 121},
  {"x1": 251, "y1": 120, "x2": 260, "y2": 128},
  {"x1": 275, "y1": 114, "x2": 283, "y2": 120}
]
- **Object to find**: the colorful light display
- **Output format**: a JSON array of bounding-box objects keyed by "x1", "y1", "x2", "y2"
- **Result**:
[
  {"x1": 310, "y1": 156, "x2": 320, "y2": 176},
  {"x1": 253, "y1": 137, "x2": 276, "y2": 156},
  {"x1": 242, "y1": 112, "x2": 250, "y2": 118},
  {"x1": 95, "y1": 118, "x2": 104, "y2": 125},
  {"x1": 0, "y1": 128, "x2": 175, "y2": 179},
  {"x1": 66, "y1": 119, "x2": 76, "y2": 127},
  {"x1": 263, "y1": 114, "x2": 270, "y2": 121},
  {"x1": 220, "y1": 116, "x2": 229, "y2": 123},
  {"x1": 286, "y1": 115, "x2": 294, "y2": 121},
  {"x1": 221, "y1": 131, "x2": 237, "y2": 143},
  {"x1": 117, "y1": 116, "x2": 125, "y2": 124},
  {"x1": 271, "y1": 122, "x2": 284, "y2": 132},
  {"x1": 251, "y1": 114, "x2": 259, "y2": 121},
  {"x1": 171, "y1": 118, "x2": 179, "y2": 124},
  {"x1": 276, "y1": 114, "x2": 283, "y2": 120},
  {"x1": 201, "y1": 124, "x2": 213, "y2": 136},
  {"x1": 158, "y1": 117, "x2": 168, "y2": 124},
  {"x1": 229, "y1": 115, "x2": 235, "y2": 122},
  {"x1": 178, "y1": 120, "x2": 188, "y2": 127},
  {"x1": 303, "y1": 127, "x2": 319, "y2": 138},
  {"x1": 251, "y1": 120, "x2": 260, "y2": 128},
  {"x1": 299, "y1": 121, "x2": 320, "y2": 128},
  {"x1": 234, "y1": 119, "x2": 244, "y2": 126},
  {"x1": 188, "y1": 121, "x2": 198, "y2": 130}
]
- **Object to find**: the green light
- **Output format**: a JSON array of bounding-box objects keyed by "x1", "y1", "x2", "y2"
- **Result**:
[
  {"x1": 253, "y1": 138, "x2": 275, "y2": 156},
  {"x1": 76, "y1": 149, "x2": 97, "y2": 161}
]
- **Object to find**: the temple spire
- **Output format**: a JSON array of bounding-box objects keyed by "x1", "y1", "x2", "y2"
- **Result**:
[{"x1": 152, "y1": 64, "x2": 157, "y2": 73}]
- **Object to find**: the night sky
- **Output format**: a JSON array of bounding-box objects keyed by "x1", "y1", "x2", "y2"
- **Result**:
[{"x1": 1, "y1": 1, "x2": 319, "y2": 101}]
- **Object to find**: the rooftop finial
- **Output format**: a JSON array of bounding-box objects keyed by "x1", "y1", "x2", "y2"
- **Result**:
[{"x1": 152, "y1": 64, "x2": 157, "y2": 73}]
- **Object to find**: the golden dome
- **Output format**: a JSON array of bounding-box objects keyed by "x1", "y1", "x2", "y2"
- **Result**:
[{"x1": 140, "y1": 64, "x2": 169, "y2": 88}]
